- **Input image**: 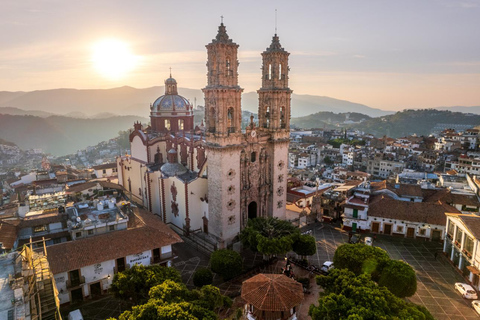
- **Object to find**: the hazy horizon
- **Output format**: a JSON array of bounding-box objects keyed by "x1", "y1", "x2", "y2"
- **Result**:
[{"x1": 1, "y1": 0, "x2": 479, "y2": 111}]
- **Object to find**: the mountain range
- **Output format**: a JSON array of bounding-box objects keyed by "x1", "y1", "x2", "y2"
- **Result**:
[
  {"x1": 0, "y1": 114, "x2": 147, "y2": 156},
  {"x1": 0, "y1": 86, "x2": 395, "y2": 118}
]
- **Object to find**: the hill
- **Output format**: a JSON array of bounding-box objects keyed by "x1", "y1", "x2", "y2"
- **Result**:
[
  {"x1": 0, "y1": 86, "x2": 392, "y2": 118},
  {"x1": 291, "y1": 112, "x2": 371, "y2": 129},
  {"x1": 0, "y1": 114, "x2": 147, "y2": 156},
  {"x1": 352, "y1": 109, "x2": 480, "y2": 137},
  {"x1": 435, "y1": 106, "x2": 480, "y2": 114},
  {"x1": 0, "y1": 106, "x2": 55, "y2": 117}
]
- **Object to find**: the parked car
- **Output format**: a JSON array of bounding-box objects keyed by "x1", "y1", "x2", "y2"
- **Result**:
[
  {"x1": 364, "y1": 237, "x2": 373, "y2": 246},
  {"x1": 455, "y1": 283, "x2": 478, "y2": 299},
  {"x1": 472, "y1": 300, "x2": 480, "y2": 315},
  {"x1": 349, "y1": 233, "x2": 361, "y2": 244},
  {"x1": 320, "y1": 261, "x2": 334, "y2": 275}
]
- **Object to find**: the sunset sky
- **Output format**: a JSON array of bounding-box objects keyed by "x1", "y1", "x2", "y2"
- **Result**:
[{"x1": 1, "y1": 0, "x2": 479, "y2": 111}]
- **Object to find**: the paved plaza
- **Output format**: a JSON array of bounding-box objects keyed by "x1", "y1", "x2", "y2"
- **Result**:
[{"x1": 63, "y1": 222, "x2": 480, "y2": 319}]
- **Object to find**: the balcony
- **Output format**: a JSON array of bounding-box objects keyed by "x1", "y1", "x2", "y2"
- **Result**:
[
  {"x1": 66, "y1": 276, "x2": 85, "y2": 289},
  {"x1": 462, "y1": 249, "x2": 473, "y2": 260},
  {"x1": 454, "y1": 240, "x2": 461, "y2": 249},
  {"x1": 447, "y1": 233, "x2": 453, "y2": 240}
]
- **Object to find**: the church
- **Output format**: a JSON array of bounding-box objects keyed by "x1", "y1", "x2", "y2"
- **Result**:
[{"x1": 117, "y1": 22, "x2": 292, "y2": 248}]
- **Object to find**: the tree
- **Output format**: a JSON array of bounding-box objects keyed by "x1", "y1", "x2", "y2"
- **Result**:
[
  {"x1": 378, "y1": 260, "x2": 417, "y2": 298},
  {"x1": 309, "y1": 269, "x2": 433, "y2": 320},
  {"x1": 239, "y1": 217, "x2": 300, "y2": 257},
  {"x1": 292, "y1": 234, "x2": 317, "y2": 258},
  {"x1": 333, "y1": 244, "x2": 389, "y2": 278},
  {"x1": 111, "y1": 264, "x2": 182, "y2": 304},
  {"x1": 209, "y1": 249, "x2": 242, "y2": 280},
  {"x1": 192, "y1": 267, "x2": 213, "y2": 287}
]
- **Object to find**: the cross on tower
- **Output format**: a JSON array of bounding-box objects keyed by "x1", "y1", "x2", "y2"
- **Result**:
[{"x1": 221, "y1": 15, "x2": 223, "y2": 24}]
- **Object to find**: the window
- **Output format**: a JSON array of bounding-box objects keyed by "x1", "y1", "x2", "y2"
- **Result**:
[
  {"x1": 165, "y1": 119, "x2": 171, "y2": 131},
  {"x1": 352, "y1": 209, "x2": 358, "y2": 218},
  {"x1": 251, "y1": 152, "x2": 256, "y2": 163},
  {"x1": 88, "y1": 230, "x2": 94, "y2": 235},
  {"x1": 179, "y1": 119, "x2": 184, "y2": 130},
  {"x1": 109, "y1": 225, "x2": 115, "y2": 231},
  {"x1": 76, "y1": 232, "x2": 82, "y2": 238},
  {"x1": 103, "y1": 169, "x2": 107, "y2": 174},
  {"x1": 396, "y1": 226, "x2": 404, "y2": 233},
  {"x1": 53, "y1": 238, "x2": 61, "y2": 244},
  {"x1": 279, "y1": 64, "x2": 282, "y2": 80},
  {"x1": 268, "y1": 64, "x2": 272, "y2": 80},
  {"x1": 419, "y1": 228, "x2": 426, "y2": 236}
]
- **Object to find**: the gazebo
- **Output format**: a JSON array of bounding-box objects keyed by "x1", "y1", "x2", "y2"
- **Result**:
[{"x1": 241, "y1": 273, "x2": 304, "y2": 320}]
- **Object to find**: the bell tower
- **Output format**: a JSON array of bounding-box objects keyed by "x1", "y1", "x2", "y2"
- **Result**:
[
  {"x1": 258, "y1": 34, "x2": 291, "y2": 137},
  {"x1": 258, "y1": 34, "x2": 292, "y2": 220},
  {"x1": 203, "y1": 22, "x2": 243, "y2": 145},
  {"x1": 203, "y1": 22, "x2": 244, "y2": 247}
]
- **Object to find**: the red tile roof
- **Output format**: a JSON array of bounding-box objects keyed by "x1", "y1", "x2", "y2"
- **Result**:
[
  {"x1": 20, "y1": 212, "x2": 67, "y2": 228},
  {"x1": 0, "y1": 220, "x2": 18, "y2": 250},
  {"x1": 241, "y1": 274, "x2": 304, "y2": 312},
  {"x1": 368, "y1": 195, "x2": 460, "y2": 225},
  {"x1": 46, "y1": 208, "x2": 182, "y2": 274}
]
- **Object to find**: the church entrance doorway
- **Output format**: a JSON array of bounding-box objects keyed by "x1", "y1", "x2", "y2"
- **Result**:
[{"x1": 248, "y1": 202, "x2": 257, "y2": 220}]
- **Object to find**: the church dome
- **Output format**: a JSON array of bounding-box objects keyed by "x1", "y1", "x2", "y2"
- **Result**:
[
  {"x1": 151, "y1": 76, "x2": 191, "y2": 114},
  {"x1": 160, "y1": 148, "x2": 188, "y2": 176}
]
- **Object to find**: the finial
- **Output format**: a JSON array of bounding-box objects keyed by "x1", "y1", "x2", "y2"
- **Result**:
[
  {"x1": 275, "y1": 9, "x2": 277, "y2": 35},
  {"x1": 221, "y1": 15, "x2": 224, "y2": 24},
  {"x1": 169, "y1": 67, "x2": 172, "y2": 78}
]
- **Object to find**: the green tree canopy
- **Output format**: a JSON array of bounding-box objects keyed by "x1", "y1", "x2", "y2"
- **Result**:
[
  {"x1": 110, "y1": 265, "x2": 182, "y2": 304},
  {"x1": 292, "y1": 234, "x2": 317, "y2": 258},
  {"x1": 333, "y1": 244, "x2": 389, "y2": 278},
  {"x1": 209, "y1": 249, "x2": 243, "y2": 280},
  {"x1": 378, "y1": 260, "x2": 417, "y2": 298},
  {"x1": 239, "y1": 217, "x2": 300, "y2": 257},
  {"x1": 192, "y1": 267, "x2": 213, "y2": 287},
  {"x1": 309, "y1": 269, "x2": 433, "y2": 320}
]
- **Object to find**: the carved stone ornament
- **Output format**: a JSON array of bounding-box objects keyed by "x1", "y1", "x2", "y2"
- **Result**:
[
  {"x1": 227, "y1": 199, "x2": 236, "y2": 211},
  {"x1": 228, "y1": 215, "x2": 236, "y2": 225},
  {"x1": 277, "y1": 200, "x2": 283, "y2": 208},
  {"x1": 227, "y1": 185, "x2": 235, "y2": 195},
  {"x1": 227, "y1": 169, "x2": 236, "y2": 180},
  {"x1": 171, "y1": 201, "x2": 179, "y2": 217},
  {"x1": 278, "y1": 160, "x2": 285, "y2": 170},
  {"x1": 278, "y1": 174, "x2": 284, "y2": 183},
  {"x1": 276, "y1": 186, "x2": 284, "y2": 197}
]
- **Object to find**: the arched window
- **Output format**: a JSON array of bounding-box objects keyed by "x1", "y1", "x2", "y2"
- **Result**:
[
  {"x1": 265, "y1": 107, "x2": 270, "y2": 128},
  {"x1": 279, "y1": 64, "x2": 282, "y2": 80},
  {"x1": 268, "y1": 64, "x2": 272, "y2": 80},
  {"x1": 227, "y1": 108, "x2": 234, "y2": 133},
  {"x1": 251, "y1": 152, "x2": 256, "y2": 163},
  {"x1": 179, "y1": 119, "x2": 184, "y2": 130},
  {"x1": 209, "y1": 107, "x2": 216, "y2": 133},
  {"x1": 226, "y1": 58, "x2": 231, "y2": 76},
  {"x1": 165, "y1": 119, "x2": 171, "y2": 131},
  {"x1": 280, "y1": 106, "x2": 286, "y2": 129}
]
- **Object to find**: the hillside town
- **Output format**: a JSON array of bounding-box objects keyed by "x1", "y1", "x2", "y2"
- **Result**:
[{"x1": 2, "y1": 24, "x2": 480, "y2": 320}]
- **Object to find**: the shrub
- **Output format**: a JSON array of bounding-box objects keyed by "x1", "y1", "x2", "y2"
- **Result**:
[
  {"x1": 378, "y1": 260, "x2": 417, "y2": 298},
  {"x1": 210, "y1": 249, "x2": 242, "y2": 280},
  {"x1": 193, "y1": 268, "x2": 213, "y2": 287}
]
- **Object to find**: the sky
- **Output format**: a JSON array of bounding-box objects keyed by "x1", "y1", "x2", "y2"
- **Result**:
[{"x1": 0, "y1": 0, "x2": 479, "y2": 111}]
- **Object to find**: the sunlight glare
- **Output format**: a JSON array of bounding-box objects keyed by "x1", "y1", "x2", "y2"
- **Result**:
[{"x1": 91, "y1": 39, "x2": 138, "y2": 80}]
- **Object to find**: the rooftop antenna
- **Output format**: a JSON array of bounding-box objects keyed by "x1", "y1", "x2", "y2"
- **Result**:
[{"x1": 275, "y1": 9, "x2": 277, "y2": 35}]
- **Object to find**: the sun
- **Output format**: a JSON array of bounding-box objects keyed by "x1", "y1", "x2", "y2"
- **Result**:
[{"x1": 91, "y1": 39, "x2": 138, "y2": 80}]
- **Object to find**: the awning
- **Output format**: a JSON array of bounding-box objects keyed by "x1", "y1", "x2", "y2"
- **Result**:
[{"x1": 467, "y1": 265, "x2": 480, "y2": 275}]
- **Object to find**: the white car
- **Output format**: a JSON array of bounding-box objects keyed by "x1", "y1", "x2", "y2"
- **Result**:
[
  {"x1": 455, "y1": 282, "x2": 478, "y2": 299},
  {"x1": 364, "y1": 237, "x2": 373, "y2": 246},
  {"x1": 320, "y1": 261, "x2": 334, "y2": 274},
  {"x1": 472, "y1": 300, "x2": 480, "y2": 315}
]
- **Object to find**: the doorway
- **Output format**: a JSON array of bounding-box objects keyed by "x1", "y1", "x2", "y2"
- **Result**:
[
  {"x1": 384, "y1": 224, "x2": 392, "y2": 235},
  {"x1": 432, "y1": 230, "x2": 442, "y2": 241},
  {"x1": 203, "y1": 216, "x2": 209, "y2": 234},
  {"x1": 248, "y1": 202, "x2": 257, "y2": 220},
  {"x1": 371, "y1": 222, "x2": 380, "y2": 233},
  {"x1": 90, "y1": 282, "x2": 102, "y2": 299},
  {"x1": 407, "y1": 227, "x2": 415, "y2": 238},
  {"x1": 69, "y1": 269, "x2": 81, "y2": 287},
  {"x1": 152, "y1": 248, "x2": 160, "y2": 263},
  {"x1": 71, "y1": 288, "x2": 83, "y2": 304},
  {"x1": 352, "y1": 222, "x2": 357, "y2": 233},
  {"x1": 116, "y1": 257, "x2": 126, "y2": 273}
]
